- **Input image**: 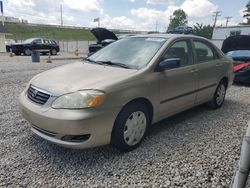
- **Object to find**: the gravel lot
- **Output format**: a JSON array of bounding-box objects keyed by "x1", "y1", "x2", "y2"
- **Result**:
[{"x1": 0, "y1": 56, "x2": 250, "y2": 187}]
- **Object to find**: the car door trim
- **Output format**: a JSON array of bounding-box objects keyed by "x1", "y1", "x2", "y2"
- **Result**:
[{"x1": 160, "y1": 83, "x2": 216, "y2": 104}]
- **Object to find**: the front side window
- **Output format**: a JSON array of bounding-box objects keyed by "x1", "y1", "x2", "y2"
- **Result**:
[
  {"x1": 161, "y1": 40, "x2": 192, "y2": 67},
  {"x1": 89, "y1": 37, "x2": 167, "y2": 69},
  {"x1": 194, "y1": 41, "x2": 217, "y2": 63}
]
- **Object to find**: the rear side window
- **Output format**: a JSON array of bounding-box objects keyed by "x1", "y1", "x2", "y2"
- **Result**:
[
  {"x1": 33, "y1": 39, "x2": 42, "y2": 44},
  {"x1": 43, "y1": 39, "x2": 50, "y2": 44},
  {"x1": 194, "y1": 41, "x2": 217, "y2": 63}
]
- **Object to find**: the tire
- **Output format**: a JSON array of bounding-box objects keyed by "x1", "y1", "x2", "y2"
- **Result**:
[
  {"x1": 50, "y1": 49, "x2": 57, "y2": 55},
  {"x1": 23, "y1": 48, "x2": 31, "y2": 56},
  {"x1": 111, "y1": 103, "x2": 150, "y2": 152},
  {"x1": 207, "y1": 80, "x2": 227, "y2": 109}
]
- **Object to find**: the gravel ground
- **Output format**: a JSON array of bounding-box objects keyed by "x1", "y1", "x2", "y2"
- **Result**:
[{"x1": 0, "y1": 58, "x2": 250, "y2": 187}]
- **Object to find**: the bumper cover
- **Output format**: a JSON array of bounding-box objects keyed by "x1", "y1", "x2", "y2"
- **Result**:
[{"x1": 19, "y1": 91, "x2": 120, "y2": 149}]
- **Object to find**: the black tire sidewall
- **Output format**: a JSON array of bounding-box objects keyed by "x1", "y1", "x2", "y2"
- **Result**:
[{"x1": 111, "y1": 103, "x2": 150, "y2": 151}]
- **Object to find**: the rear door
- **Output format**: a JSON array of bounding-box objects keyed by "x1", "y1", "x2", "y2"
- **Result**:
[
  {"x1": 158, "y1": 39, "x2": 199, "y2": 118},
  {"x1": 192, "y1": 40, "x2": 221, "y2": 104}
]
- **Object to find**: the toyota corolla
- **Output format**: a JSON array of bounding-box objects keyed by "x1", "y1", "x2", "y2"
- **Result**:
[{"x1": 19, "y1": 34, "x2": 234, "y2": 151}]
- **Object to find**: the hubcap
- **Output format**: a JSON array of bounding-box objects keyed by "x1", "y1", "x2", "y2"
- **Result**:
[
  {"x1": 216, "y1": 84, "x2": 226, "y2": 106},
  {"x1": 123, "y1": 111, "x2": 147, "y2": 146},
  {"x1": 25, "y1": 49, "x2": 31, "y2": 55},
  {"x1": 52, "y1": 49, "x2": 56, "y2": 55}
]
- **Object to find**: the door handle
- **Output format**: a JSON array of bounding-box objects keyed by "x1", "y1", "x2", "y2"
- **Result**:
[
  {"x1": 190, "y1": 68, "x2": 198, "y2": 73},
  {"x1": 216, "y1": 63, "x2": 222, "y2": 67}
]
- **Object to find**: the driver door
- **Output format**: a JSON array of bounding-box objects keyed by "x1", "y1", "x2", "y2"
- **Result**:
[{"x1": 158, "y1": 39, "x2": 199, "y2": 119}]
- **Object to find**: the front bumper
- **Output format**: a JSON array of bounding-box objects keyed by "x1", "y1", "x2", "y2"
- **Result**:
[{"x1": 19, "y1": 91, "x2": 121, "y2": 149}]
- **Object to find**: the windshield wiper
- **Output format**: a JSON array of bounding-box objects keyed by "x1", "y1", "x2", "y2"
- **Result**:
[
  {"x1": 84, "y1": 58, "x2": 103, "y2": 65},
  {"x1": 96, "y1": 60, "x2": 132, "y2": 69}
]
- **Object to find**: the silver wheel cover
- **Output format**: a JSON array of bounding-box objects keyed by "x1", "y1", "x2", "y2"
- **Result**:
[
  {"x1": 25, "y1": 49, "x2": 31, "y2": 55},
  {"x1": 123, "y1": 111, "x2": 147, "y2": 146},
  {"x1": 216, "y1": 84, "x2": 226, "y2": 106}
]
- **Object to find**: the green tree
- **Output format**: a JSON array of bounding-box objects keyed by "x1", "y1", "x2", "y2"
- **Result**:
[
  {"x1": 168, "y1": 9, "x2": 188, "y2": 29},
  {"x1": 193, "y1": 23, "x2": 213, "y2": 39},
  {"x1": 243, "y1": 0, "x2": 250, "y2": 24}
]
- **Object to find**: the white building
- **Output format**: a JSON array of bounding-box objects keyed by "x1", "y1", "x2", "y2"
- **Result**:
[
  {"x1": 0, "y1": 16, "x2": 28, "y2": 23},
  {"x1": 212, "y1": 25, "x2": 250, "y2": 48}
]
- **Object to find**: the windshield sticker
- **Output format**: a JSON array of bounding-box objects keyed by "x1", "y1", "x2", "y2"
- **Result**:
[{"x1": 145, "y1": 38, "x2": 165, "y2": 42}]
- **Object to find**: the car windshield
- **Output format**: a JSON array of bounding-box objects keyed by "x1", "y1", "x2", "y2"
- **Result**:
[
  {"x1": 88, "y1": 37, "x2": 167, "y2": 69},
  {"x1": 226, "y1": 50, "x2": 250, "y2": 57}
]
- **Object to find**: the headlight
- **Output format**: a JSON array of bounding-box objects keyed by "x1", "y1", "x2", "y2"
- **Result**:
[{"x1": 52, "y1": 90, "x2": 106, "y2": 109}]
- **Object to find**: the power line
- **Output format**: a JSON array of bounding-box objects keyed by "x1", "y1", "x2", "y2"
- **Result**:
[
  {"x1": 213, "y1": 11, "x2": 222, "y2": 28},
  {"x1": 224, "y1": 16, "x2": 232, "y2": 27}
]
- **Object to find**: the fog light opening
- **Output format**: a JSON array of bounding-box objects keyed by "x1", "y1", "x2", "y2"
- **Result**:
[{"x1": 61, "y1": 134, "x2": 90, "y2": 143}]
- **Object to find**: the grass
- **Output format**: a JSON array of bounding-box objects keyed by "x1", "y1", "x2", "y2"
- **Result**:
[{"x1": 5, "y1": 22, "x2": 96, "y2": 41}]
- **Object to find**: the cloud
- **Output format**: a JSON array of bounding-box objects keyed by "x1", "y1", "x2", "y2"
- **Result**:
[
  {"x1": 180, "y1": 0, "x2": 217, "y2": 18},
  {"x1": 90, "y1": 14, "x2": 139, "y2": 30},
  {"x1": 129, "y1": 0, "x2": 218, "y2": 31},
  {"x1": 63, "y1": 0, "x2": 100, "y2": 12},
  {"x1": 129, "y1": 0, "x2": 174, "y2": 4}
]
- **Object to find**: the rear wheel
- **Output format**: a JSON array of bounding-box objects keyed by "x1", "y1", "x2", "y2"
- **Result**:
[
  {"x1": 207, "y1": 80, "x2": 227, "y2": 109},
  {"x1": 50, "y1": 48, "x2": 57, "y2": 55},
  {"x1": 23, "y1": 48, "x2": 31, "y2": 56},
  {"x1": 111, "y1": 103, "x2": 150, "y2": 151}
]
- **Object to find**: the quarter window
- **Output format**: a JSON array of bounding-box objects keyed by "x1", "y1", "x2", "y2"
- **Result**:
[
  {"x1": 194, "y1": 41, "x2": 217, "y2": 63},
  {"x1": 161, "y1": 40, "x2": 192, "y2": 67}
]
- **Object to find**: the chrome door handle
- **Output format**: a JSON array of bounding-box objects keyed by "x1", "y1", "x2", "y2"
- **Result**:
[{"x1": 216, "y1": 63, "x2": 222, "y2": 67}]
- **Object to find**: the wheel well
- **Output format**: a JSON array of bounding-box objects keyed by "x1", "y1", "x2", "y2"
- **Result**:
[
  {"x1": 221, "y1": 77, "x2": 229, "y2": 88},
  {"x1": 122, "y1": 98, "x2": 154, "y2": 123}
]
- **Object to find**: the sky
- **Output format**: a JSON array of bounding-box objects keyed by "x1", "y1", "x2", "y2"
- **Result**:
[{"x1": 0, "y1": 0, "x2": 248, "y2": 31}]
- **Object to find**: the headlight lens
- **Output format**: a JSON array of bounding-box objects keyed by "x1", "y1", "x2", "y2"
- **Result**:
[{"x1": 52, "y1": 90, "x2": 106, "y2": 109}]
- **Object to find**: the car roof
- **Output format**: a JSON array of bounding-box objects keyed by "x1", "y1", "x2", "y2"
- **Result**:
[{"x1": 130, "y1": 34, "x2": 206, "y2": 40}]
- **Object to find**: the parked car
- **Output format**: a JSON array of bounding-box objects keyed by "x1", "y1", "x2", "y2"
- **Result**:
[
  {"x1": 222, "y1": 35, "x2": 250, "y2": 84},
  {"x1": 88, "y1": 28, "x2": 118, "y2": 54},
  {"x1": 168, "y1": 26, "x2": 193, "y2": 34},
  {"x1": 11, "y1": 38, "x2": 60, "y2": 56},
  {"x1": 5, "y1": 39, "x2": 16, "y2": 52},
  {"x1": 19, "y1": 34, "x2": 234, "y2": 151}
]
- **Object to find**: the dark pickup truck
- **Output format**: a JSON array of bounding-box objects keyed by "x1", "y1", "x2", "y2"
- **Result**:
[{"x1": 11, "y1": 38, "x2": 60, "y2": 56}]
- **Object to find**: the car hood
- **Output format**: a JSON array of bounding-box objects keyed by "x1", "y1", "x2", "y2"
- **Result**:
[
  {"x1": 221, "y1": 35, "x2": 250, "y2": 54},
  {"x1": 91, "y1": 28, "x2": 118, "y2": 43},
  {"x1": 31, "y1": 61, "x2": 138, "y2": 95}
]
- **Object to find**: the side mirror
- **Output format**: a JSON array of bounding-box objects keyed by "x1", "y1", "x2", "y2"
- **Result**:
[{"x1": 158, "y1": 58, "x2": 181, "y2": 71}]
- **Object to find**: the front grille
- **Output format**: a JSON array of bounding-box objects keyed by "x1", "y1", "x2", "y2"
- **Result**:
[{"x1": 27, "y1": 85, "x2": 50, "y2": 105}]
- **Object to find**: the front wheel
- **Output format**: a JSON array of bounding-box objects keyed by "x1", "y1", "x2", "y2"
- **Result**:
[
  {"x1": 207, "y1": 81, "x2": 227, "y2": 109},
  {"x1": 111, "y1": 103, "x2": 150, "y2": 152}
]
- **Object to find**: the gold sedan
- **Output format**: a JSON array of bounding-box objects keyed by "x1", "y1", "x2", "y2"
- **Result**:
[{"x1": 19, "y1": 34, "x2": 234, "y2": 151}]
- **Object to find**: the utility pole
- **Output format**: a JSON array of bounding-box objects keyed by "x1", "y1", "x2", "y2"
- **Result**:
[
  {"x1": 60, "y1": 4, "x2": 63, "y2": 27},
  {"x1": 225, "y1": 16, "x2": 232, "y2": 27},
  {"x1": 155, "y1": 21, "x2": 158, "y2": 32},
  {"x1": 213, "y1": 11, "x2": 222, "y2": 28}
]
